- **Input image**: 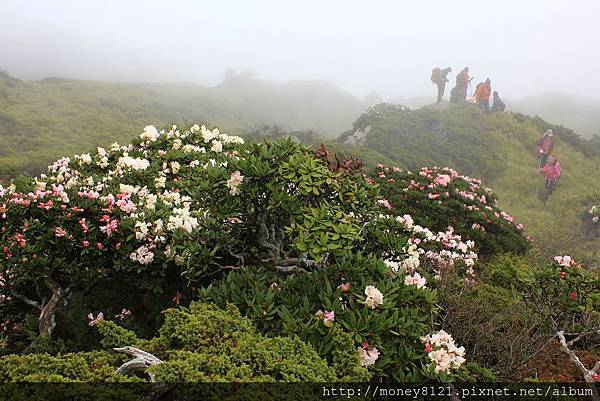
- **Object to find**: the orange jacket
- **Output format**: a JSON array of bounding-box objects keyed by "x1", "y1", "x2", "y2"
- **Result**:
[{"x1": 475, "y1": 83, "x2": 492, "y2": 100}]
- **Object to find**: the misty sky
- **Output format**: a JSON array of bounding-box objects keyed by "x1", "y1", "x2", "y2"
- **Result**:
[{"x1": 1, "y1": 0, "x2": 599, "y2": 100}]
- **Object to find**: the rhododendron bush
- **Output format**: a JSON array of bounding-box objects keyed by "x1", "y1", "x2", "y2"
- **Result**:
[
  {"x1": 0, "y1": 124, "x2": 377, "y2": 338},
  {"x1": 0, "y1": 123, "x2": 493, "y2": 383},
  {"x1": 372, "y1": 165, "x2": 529, "y2": 258},
  {"x1": 199, "y1": 253, "x2": 472, "y2": 381}
]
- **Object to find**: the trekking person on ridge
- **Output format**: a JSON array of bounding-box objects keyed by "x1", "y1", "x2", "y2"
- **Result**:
[
  {"x1": 537, "y1": 129, "x2": 555, "y2": 168},
  {"x1": 541, "y1": 156, "x2": 561, "y2": 202},
  {"x1": 474, "y1": 78, "x2": 492, "y2": 112},
  {"x1": 431, "y1": 67, "x2": 452, "y2": 104},
  {"x1": 491, "y1": 91, "x2": 505, "y2": 112},
  {"x1": 451, "y1": 67, "x2": 472, "y2": 102}
]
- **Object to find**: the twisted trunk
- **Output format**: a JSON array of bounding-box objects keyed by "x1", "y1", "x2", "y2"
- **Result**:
[{"x1": 38, "y1": 277, "x2": 66, "y2": 337}]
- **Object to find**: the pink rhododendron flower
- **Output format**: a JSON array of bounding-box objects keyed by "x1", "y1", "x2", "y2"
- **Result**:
[
  {"x1": 376, "y1": 199, "x2": 392, "y2": 209},
  {"x1": 226, "y1": 171, "x2": 244, "y2": 195},
  {"x1": 404, "y1": 272, "x2": 427, "y2": 289},
  {"x1": 316, "y1": 309, "x2": 335, "y2": 327},
  {"x1": 357, "y1": 345, "x2": 380, "y2": 366},
  {"x1": 87, "y1": 312, "x2": 104, "y2": 326},
  {"x1": 338, "y1": 282, "x2": 351, "y2": 293},
  {"x1": 555, "y1": 255, "x2": 575, "y2": 267},
  {"x1": 434, "y1": 174, "x2": 451, "y2": 187},
  {"x1": 114, "y1": 308, "x2": 131, "y2": 320},
  {"x1": 54, "y1": 227, "x2": 67, "y2": 238},
  {"x1": 172, "y1": 291, "x2": 182, "y2": 305}
]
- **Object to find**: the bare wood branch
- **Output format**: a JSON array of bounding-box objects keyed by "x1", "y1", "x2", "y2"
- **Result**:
[
  {"x1": 276, "y1": 265, "x2": 309, "y2": 274},
  {"x1": 114, "y1": 346, "x2": 162, "y2": 383},
  {"x1": 557, "y1": 331, "x2": 592, "y2": 381},
  {"x1": 8, "y1": 289, "x2": 41, "y2": 310},
  {"x1": 257, "y1": 222, "x2": 280, "y2": 256},
  {"x1": 567, "y1": 331, "x2": 591, "y2": 347},
  {"x1": 556, "y1": 331, "x2": 600, "y2": 401}
]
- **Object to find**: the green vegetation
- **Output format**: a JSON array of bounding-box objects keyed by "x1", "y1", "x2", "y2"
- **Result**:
[
  {"x1": 0, "y1": 70, "x2": 364, "y2": 177},
  {"x1": 339, "y1": 104, "x2": 600, "y2": 261},
  {"x1": 1, "y1": 82, "x2": 600, "y2": 386},
  {"x1": 1, "y1": 302, "x2": 355, "y2": 383}
]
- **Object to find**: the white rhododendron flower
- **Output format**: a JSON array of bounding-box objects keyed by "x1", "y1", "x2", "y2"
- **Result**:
[
  {"x1": 211, "y1": 140, "x2": 223, "y2": 153},
  {"x1": 364, "y1": 285, "x2": 384, "y2": 309},
  {"x1": 154, "y1": 175, "x2": 167, "y2": 189},
  {"x1": 201, "y1": 125, "x2": 219, "y2": 143},
  {"x1": 421, "y1": 330, "x2": 466, "y2": 374},
  {"x1": 140, "y1": 125, "x2": 160, "y2": 144},
  {"x1": 129, "y1": 245, "x2": 155, "y2": 265},
  {"x1": 117, "y1": 156, "x2": 150, "y2": 171},
  {"x1": 134, "y1": 221, "x2": 149, "y2": 240},
  {"x1": 167, "y1": 207, "x2": 199, "y2": 233},
  {"x1": 396, "y1": 214, "x2": 414, "y2": 229},
  {"x1": 119, "y1": 184, "x2": 136, "y2": 194}
]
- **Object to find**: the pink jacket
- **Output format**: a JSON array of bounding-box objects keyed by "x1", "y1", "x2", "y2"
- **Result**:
[{"x1": 542, "y1": 162, "x2": 561, "y2": 180}]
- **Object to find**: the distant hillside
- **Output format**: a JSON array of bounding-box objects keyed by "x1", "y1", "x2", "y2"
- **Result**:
[
  {"x1": 507, "y1": 92, "x2": 600, "y2": 138},
  {"x1": 0, "y1": 70, "x2": 364, "y2": 176},
  {"x1": 339, "y1": 103, "x2": 600, "y2": 261}
]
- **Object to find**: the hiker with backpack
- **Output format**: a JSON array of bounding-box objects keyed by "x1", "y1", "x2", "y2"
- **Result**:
[
  {"x1": 450, "y1": 67, "x2": 472, "y2": 102},
  {"x1": 537, "y1": 129, "x2": 555, "y2": 168},
  {"x1": 474, "y1": 78, "x2": 492, "y2": 112},
  {"x1": 431, "y1": 67, "x2": 452, "y2": 104},
  {"x1": 491, "y1": 91, "x2": 505, "y2": 112},
  {"x1": 541, "y1": 156, "x2": 561, "y2": 202}
]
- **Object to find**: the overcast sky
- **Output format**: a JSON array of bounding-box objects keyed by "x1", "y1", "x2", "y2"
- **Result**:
[{"x1": 1, "y1": 0, "x2": 599, "y2": 100}]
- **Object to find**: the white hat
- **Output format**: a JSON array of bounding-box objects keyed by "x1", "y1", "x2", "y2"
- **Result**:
[{"x1": 545, "y1": 129, "x2": 553, "y2": 136}]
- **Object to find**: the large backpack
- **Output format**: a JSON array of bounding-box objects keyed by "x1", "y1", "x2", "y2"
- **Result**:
[{"x1": 431, "y1": 68, "x2": 441, "y2": 84}]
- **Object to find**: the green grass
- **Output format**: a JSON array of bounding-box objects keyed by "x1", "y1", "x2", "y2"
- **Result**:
[{"x1": 0, "y1": 71, "x2": 364, "y2": 177}]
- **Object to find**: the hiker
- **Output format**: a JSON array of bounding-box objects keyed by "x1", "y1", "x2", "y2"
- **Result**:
[
  {"x1": 491, "y1": 91, "x2": 505, "y2": 112},
  {"x1": 474, "y1": 78, "x2": 492, "y2": 112},
  {"x1": 537, "y1": 129, "x2": 555, "y2": 168},
  {"x1": 541, "y1": 156, "x2": 561, "y2": 201},
  {"x1": 450, "y1": 67, "x2": 472, "y2": 102},
  {"x1": 431, "y1": 67, "x2": 452, "y2": 104}
]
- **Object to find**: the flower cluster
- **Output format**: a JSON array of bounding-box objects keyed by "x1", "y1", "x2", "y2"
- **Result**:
[
  {"x1": 0, "y1": 123, "x2": 251, "y2": 308},
  {"x1": 357, "y1": 342, "x2": 380, "y2": 367},
  {"x1": 226, "y1": 171, "x2": 244, "y2": 195},
  {"x1": 383, "y1": 213, "x2": 478, "y2": 283},
  {"x1": 364, "y1": 285, "x2": 384, "y2": 309},
  {"x1": 315, "y1": 309, "x2": 335, "y2": 327},
  {"x1": 421, "y1": 330, "x2": 466, "y2": 374},
  {"x1": 554, "y1": 255, "x2": 576, "y2": 268},
  {"x1": 372, "y1": 164, "x2": 529, "y2": 259}
]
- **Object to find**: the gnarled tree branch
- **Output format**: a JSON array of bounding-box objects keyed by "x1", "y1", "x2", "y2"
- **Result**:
[
  {"x1": 556, "y1": 331, "x2": 600, "y2": 401},
  {"x1": 114, "y1": 346, "x2": 162, "y2": 382}
]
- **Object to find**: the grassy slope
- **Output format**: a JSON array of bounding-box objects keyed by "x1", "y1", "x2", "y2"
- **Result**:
[
  {"x1": 0, "y1": 72, "x2": 364, "y2": 176},
  {"x1": 339, "y1": 105, "x2": 600, "y2": 261}
]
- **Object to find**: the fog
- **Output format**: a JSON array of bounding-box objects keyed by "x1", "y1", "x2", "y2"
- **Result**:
[{"x1": 1, "y1": 0, "x2": 599, "y2": 100}]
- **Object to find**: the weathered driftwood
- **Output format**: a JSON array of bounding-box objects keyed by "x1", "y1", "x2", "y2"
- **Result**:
[{"x1": 114, "y1": 346, "x2": 162, "y2": 382}]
